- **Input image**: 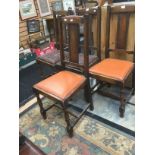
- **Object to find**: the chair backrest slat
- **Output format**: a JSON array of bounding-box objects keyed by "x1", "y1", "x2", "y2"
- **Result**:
[
  {"x1": 53, "y1": 10, "x2": 70, "y2": 48},
  {"x1": 116, "y1": 13, "x2": 130, "y2": 49},
  {"x1": 105, "y1": 4, "x2": 135, "y2": 58},
  {"x1": 68, "y1": 24, "x2": 80, "y2": 63},
  {"x1": 59, "y1": 15, "x2": 89, "y2": 72},
  {"x1": 76, "y1": 6, "x2": 101, "y2": 60}
]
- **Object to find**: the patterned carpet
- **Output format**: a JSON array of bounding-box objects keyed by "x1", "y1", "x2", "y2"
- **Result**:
[{"x1": 19, "y1": 98, "x2": 135, "y2": 155}]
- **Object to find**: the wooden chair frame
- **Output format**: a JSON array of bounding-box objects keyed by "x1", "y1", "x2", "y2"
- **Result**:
[
  {"x1": 33, "y1": 15, "x2": 93, "y2": 137},
  {"x1": 53, "y1": 10, "x2": 70, "y2": 48},
  {"x1": 76, "y1": 6, "x2": 101, "y2": 61},
  {"x1": 36, "y1": 7, "x2": 102, "y2": 79},
  {"x1": 90, "y1": 4, "x2": 135, "y2": 117}
]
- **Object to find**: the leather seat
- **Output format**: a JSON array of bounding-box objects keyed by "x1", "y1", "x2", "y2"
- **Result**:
[
  {"x1": 89, "y1": 58, "x2": 134, "y2": 82},
  {"x1": 33, "y1": 71, "x2": 86, "y2": 101}
]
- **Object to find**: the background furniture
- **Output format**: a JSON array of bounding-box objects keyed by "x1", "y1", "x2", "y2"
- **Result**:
[
  {"x1": 19, "y1": 52, "x2": 36, "y2": 70},
  {"x1": 27, "y1": 19, "x2": 49, "y2": 48},
  {"x1": 43, "y1": 16, "x2": 55, "y2": 41},
  {"x1": 27, "y1": 19, "x2": 50, "y2": 49}
]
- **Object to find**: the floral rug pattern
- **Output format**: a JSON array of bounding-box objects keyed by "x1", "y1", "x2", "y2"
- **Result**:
[{"x1": 19, "y1": 98, "x2": 135, "y2": 155}]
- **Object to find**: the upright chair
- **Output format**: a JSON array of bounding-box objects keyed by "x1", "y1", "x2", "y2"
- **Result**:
[
  {"x1": 33, "y1": 15, "x2": 93, "y2": 137},
  {"x1": 89, "y1": 4, "x2": 135, "y2": 117}
]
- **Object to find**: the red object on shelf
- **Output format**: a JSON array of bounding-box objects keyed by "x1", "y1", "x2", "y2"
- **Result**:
[
  {"x1": 42, "y1": 47, "x2": 52, "y2": 54},
  {"x1": 50, "y1": 42, "x2": 55, "y2": 49},
  {"x1": 32, "y1": 41, "x2": 55, "y2": 56},
  {"x1": 35, "y1": 48, "x2": 44, "y2": 56}
]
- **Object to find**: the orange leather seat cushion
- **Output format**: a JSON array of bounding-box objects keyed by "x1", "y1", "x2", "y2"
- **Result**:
[
  {"x1": 89, "y1": 58, "x2": 134, "y2": 81},
  {"x1": 33, "y1": 71, "x2": 86, "y2": 101}
]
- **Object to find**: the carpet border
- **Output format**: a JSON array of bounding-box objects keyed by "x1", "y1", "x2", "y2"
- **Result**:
[
  {"x1": 19, "y1": 98, "x2": 135, "y2": 137},
  {"x1": 19, "y1": 94, "x2": 35, "y2": 108},
  {"x1": 69, "y1": 104, "x2": 135, "y2": 137}
]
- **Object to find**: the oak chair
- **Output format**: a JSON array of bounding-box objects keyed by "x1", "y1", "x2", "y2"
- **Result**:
[
  {"x1": 89, "y1": 4, "x2": 135, "y2": 117},
  {"x1": 33, "y1": 15, "x2": 93, "y2": 137}
]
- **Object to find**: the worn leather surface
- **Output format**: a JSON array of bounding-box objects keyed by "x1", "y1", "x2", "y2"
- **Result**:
[
  {"x1": 33, "y1": 71, "x2": 86, "y2": 101},
  {"x1": 89, "y1": 58, "x2": 134, "y2": 81}
]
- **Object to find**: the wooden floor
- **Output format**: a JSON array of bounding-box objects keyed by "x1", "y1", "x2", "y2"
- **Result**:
[{"x1": 20, "y1": 136, "x2": 45, "y2": 155}]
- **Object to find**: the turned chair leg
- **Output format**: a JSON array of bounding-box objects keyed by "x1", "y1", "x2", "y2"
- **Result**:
[
  {"x1": 61, "y1": 102, "x2": 73, "y2": 137},
  {"x1": 89, "y1": 95, "x2": 94, "y2": 111},
  {"x1": 35, "y1": 91, "x2": 47, "y2": 119},
  {"x1": 84, "y1": 83, "x2": 89, "y2": 103},
  {"x1": 88, "y1": 85, "x2": 94, "y2": 111},
  {"x1": 84, "y1": 78, "x2": 94, "y2": 111},
  {"x1": 119, "y1": 87, "x2": 125, "y2": 118}
]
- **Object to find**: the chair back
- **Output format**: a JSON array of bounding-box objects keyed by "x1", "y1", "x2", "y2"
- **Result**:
[
  {"x1": 76, "y1": 6, "x2": 101, "y2": 61},
  {"x1": 53, "y1": 10, "x2": 70, "y2": 48},
  {"x1": 105, "y1": 4, "x2": 135, "y2": 61},
  {"x1": 58, "y1": 15, "x2": 90, "y2": 74}
]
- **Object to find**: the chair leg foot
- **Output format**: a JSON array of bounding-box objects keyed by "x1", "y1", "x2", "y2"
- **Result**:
[
  {"x1": 41, "y1": 111, "x2": 47, "y2": 120},
  {"x1": 89, "y1": 104, "x2": 94, "y2": 111},
  {"x1": 89, "y1": 98, "x2": 94, "y2": 111},
  {"x1": 67, "y1": 126, "x2": 73, "y2": 138},
  {"x1": 89, "y1": 92, "x2": 94, "y2": 111},
  {"x1": 119, "y1": 87, "x2": 125, "y2": 118},
  {"x1": 119, "y1": 107, "x2": 125, "y2": 118},
  {"x1": 119, "y1": 99, "x2": 125, "y2": 118},
  {"x1": 62, "y1": 102, "x2": 73, "y2": 137},
  {"x1": 84, "y1": 88, "x2": 89, "y2": 102},
  {"x1": 132, "y1": 88, "x2": 135, "y2": 95}
]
